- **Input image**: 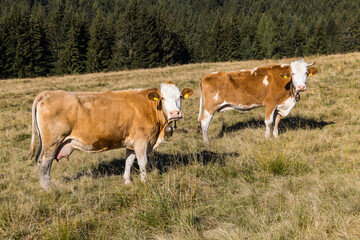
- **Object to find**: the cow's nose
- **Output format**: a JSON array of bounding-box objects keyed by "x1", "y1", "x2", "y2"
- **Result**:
[
  {"x1": 169, "y1": 110, "x2": 182, "y2": 119},
  {"x1": 297, "y1": 85, "x2": 306, "y2": 91}
]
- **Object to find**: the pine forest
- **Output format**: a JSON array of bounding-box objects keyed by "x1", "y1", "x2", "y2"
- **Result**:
[{"x1": 0, "y1": 0, "x2": 360, "y2": 79}]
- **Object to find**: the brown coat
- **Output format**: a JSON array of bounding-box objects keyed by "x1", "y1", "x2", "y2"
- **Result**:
[
  {"x1": 30, "y1": 83, "x2": 194, "y2": 190},
  {"x1": 197, "y1": 61, "x2": 318, "y2": 144}
]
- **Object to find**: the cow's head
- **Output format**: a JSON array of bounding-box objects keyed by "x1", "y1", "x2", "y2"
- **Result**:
[
  {"x1": 285, "y1": 59, "x2": 318, "y2": 92},
  {"x1": 147, "y1": 82, "x2": 194, "y2": 121}
]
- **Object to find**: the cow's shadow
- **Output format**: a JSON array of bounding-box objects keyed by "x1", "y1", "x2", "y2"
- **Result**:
[
  {"x1": 65, "y1": 150, "x2": 239, "y2": 181},
  {"x1": 218, "y1": 116, "x2": 334, "y2": 138}
]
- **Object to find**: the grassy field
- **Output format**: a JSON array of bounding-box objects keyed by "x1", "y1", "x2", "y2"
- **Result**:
[{"x1": 0, "y1": 52, "x2": 360, "y2": 239}]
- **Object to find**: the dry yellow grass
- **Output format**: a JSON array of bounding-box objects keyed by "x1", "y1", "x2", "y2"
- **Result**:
[{"x1": 0, "y1": 52, "x2": 360, "y2": 239}]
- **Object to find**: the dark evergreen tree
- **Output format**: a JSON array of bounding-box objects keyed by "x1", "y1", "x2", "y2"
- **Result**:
[
  {"x1": 48, "y1": 2, "x2": 66, "y2": 74},
  {"x1": 57, "y1": 12, "x2": 88, "y2": 74},
  {"x1": 112, "y1": 1, "x2": 161, "y2": 69},
  {"x1": 86, "y1": 10, "x2": 114, "y2": 72},
  {"x1": 0, "y1": 18, "x2": 6, "y2": 78},
  {"x1": 222, "y1": 16, "x2": 242, "y2": 61},
  {"x1": 287, "y1": 18, "x2": 306, "y2": 57},
  {"x1": 153, "y1": 8, "x2": 190, "y2": 65},
  {"x1": 207, "y1": 15, "x2": 225, "y2": 62},
  {"x1": 305, "y1": 18, "x2": 327, "y2": 55},
  {"x1": 273, "y1": 14, "x2": 289, "y2": 59},
  {"x1": 256, "y1": 14, "x2": 277, "y2": 59},
  {"x1": 12, "y1": 11, "x2": 31, "y2": 78},
  {"x1": 25, "y1": 7, "x2": 51, "y2": 77},
  {"x1": 112, "y1": 1, "x2": 140, "y2": 69},
  {"x1": 338, "y1": 11, "x2": 360, "y2": 53}
]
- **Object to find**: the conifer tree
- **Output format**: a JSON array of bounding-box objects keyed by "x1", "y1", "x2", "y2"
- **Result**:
[
  {"x1": 26, "y1": 7, "x2": 51, "y2": 76},
  {"x1": 207, "y1": 15, "x2": 225, "y2": 62},
  {"x1": 287, "y1": 18, "x2": 306, "y2": 57},
  {"x1": 273, "y1": 14, "x2": 288, "y2": 58},
  {"x1": 112, "y1": 1, "x2": 140, "y2": 69},
  {"x1": 112, "y1": 1, "x2": 161, "y2": 69},
  {"x1": 256, "y1": 14, "x2": 277, "y2": 59},
  {"x1": 0, "y1": 18, "x2": 6, "y2": 78},
  {"x1": 57, "y1": 12, "x2": 88, "y2": 74},
  {"x1": 222, "y1": 16, "x2": 241, "y2": 61},
  {"x1": 305, "y1": 18, "x2": 327, "y2": 55},
  {"x1": 86, "y1": 10, "x2": 113, "y2": 72},
  {"x1": 12, "y1": 11, "x2": 31, "y2": 78}
]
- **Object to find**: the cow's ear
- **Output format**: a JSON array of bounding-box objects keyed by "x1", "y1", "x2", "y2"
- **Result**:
[
  {"x1": 147, "y1": 91, "x2": 161, "y2": 102},
  {"x1": 280, "y1": 71, "x2": 291, "y2": 79},
  {"x1": 181, "y1": 88, "x2": 194, "y2": 99},
  {"x1": 307, "y1": 67, "x2": 318, "y2": 77}
]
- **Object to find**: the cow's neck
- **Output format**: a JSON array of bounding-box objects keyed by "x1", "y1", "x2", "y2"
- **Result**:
[
  {"x1": 156, "y1": 102, "x2": 170, "y2": 129},
  {"x1": 289, "y1": 80, "x2": 300, "y2": 102}
]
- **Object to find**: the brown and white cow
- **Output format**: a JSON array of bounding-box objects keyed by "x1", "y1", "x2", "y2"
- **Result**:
[
  {"x1": 197, "y1": 59, "x2": 318, "y2": 144},
  {"x1": 29, "y1": 82, "x2": 194, "y2": 190}
]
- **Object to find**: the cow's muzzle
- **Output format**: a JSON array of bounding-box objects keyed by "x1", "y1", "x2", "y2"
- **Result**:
[
  {"x1": 297, "y1": 85, "x2": 306, "y2": 91},
  {"x1": 169, "y1": 110, "x2": 182, "y2": 120}
]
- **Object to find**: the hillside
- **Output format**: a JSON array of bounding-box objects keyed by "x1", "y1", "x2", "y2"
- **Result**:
[{"x1": 0, "y1": 52, "x2": 360, "y2": 239}]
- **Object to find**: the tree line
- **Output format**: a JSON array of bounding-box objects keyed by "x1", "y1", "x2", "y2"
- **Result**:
[{"x1": 0, "y1": 0, "x2": 360, "y2": 79}]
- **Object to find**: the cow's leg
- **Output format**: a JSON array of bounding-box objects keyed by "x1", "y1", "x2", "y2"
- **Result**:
[
  {"x1": 37, "y1": 149, "x2": 55, "y2": 191},
  {"x1": 200, "y1": 110, "x2": 214, "y2": 144},
  {"x1": 273, "y1": 112, "x2": 282, "y2": 138},
  {"x1": 124, "y1": 148, "x2": 136, "y2": 185},
  {"x1": 134, "y1": 142, "x2": 148, "y2": 183},
  {"x1": 264, "y1": 106, "x2": 276, "y2": 138}
]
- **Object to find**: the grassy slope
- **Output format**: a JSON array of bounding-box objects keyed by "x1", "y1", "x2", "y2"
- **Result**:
[{"x1": 0, "y1": 53, "x2": 360, "y2": 239}]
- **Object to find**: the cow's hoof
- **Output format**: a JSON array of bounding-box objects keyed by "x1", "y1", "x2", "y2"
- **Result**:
[
  {"x1": 40, "y1": 182, "x2": 52, "y2": 192},
  {"x1": 124, "y1": 180, "x2": 131, "y2": 185}
]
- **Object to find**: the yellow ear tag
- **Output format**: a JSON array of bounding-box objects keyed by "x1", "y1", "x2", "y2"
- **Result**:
[
  {"x1": 309, "y1": 73, "x2": 312, "y2": 76},
  {"x1": 153, "y1": 97, "x2": 159, "y2": 101},
  {"x1": 184, "y1": 93, "x2": 189, "y2": 99},
  {"x1": 283, "y1": 76, "x2": 288, "y2": 79}
]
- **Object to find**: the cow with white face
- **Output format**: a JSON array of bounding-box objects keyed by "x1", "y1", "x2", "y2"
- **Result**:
[
  {"x1": 29, "y1": 82, "x2": 194, "y2": 190},
  {"x1": 291, "y1": 59, "x2": 312, "y2": 92},
  {"x1": 197, "y1": 59, "x2": 318, "y2": 144}
]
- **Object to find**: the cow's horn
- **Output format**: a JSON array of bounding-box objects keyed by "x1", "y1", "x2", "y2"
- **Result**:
[{"x1": 307, "y1": 61, "x2": 316, "y2": 66}]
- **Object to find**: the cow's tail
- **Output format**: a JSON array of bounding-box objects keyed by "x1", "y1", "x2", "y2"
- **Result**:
[
  {"x1": 29, "y1": 94, "x2": 42, "y2": 161},
  {"x1": 196, "y1": 81, "x2": 203, "y2": 133}
]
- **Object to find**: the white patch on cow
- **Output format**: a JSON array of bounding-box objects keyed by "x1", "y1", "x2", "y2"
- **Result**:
[
  {"x1": 281, "y1": 64, "x2": 289, "y2": 67},
  {"x1": 290, "y1": 60, "x2": 309, "y2": 91},
  {"x1": 36, "y1": 103, "x2": 43, "y2": 144},
  {"x1": 263, "y1": 76, "x2": 269, "y2": 86},
  {"x1": 250, "y1": 67, "x2": 258, "y2": 74},
  {"x1": 218, "y1": 101, "x2": 263, "y2": 113},
  {"x1": 125, "y1": 137, "x2": 135, "y2": 147},
  {"x1": 160, "y1": 83, "x2": 182, "y2": 119},
  {"x1": 213, "y1": 92, "x2": 219, "y2": 101},
  {"x1": 218, "y1": 101, "x2": 229, "y2": 108},
  {"x1": 153, "y1": 136, "x2": 164, "y2": 150},
  {"x1": 211, "y1": 71, "x2": 218, "y2": 74},
  {"x1": 265, "y1": 109, "x2": 276, "y2": 138},
  {"x1": 276, "y1": 96, "x2": 296, "y2": 117},
  {"x1": 201, "y1": 110, "x2": 213, "y2": 144}
]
